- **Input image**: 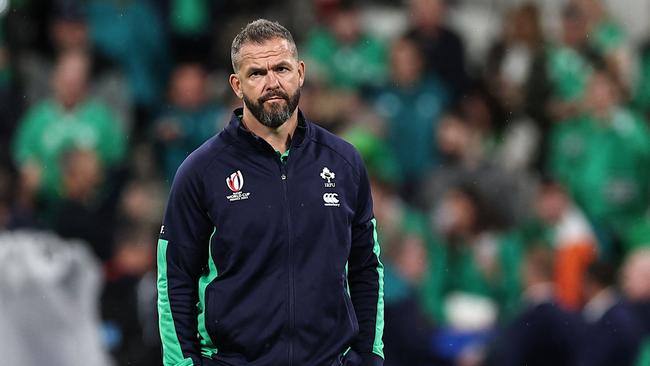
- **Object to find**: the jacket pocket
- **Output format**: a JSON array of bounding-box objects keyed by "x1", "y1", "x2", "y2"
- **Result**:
[
  {"x1": 330, "y1": 349, "x2": 363, "y2": 366},
  {"x1": 204, "y1": 286, "x2": 224, "y2": 340},
  {"x1": 342, "y1": 349, "x2": 362, "y2": 366}
]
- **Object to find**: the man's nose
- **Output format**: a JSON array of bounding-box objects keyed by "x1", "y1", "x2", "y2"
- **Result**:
[{"x1": 264, "y1": 71, "x2": 281, "y2": 88}]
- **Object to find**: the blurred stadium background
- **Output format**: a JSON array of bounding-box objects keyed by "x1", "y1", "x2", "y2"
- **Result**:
[{"x1": 0, "y1": 0, "x2": 650, "y2": 365}]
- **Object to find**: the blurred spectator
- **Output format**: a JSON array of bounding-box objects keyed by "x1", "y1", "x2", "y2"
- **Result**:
[
  {"x1": 51, "y1": 148, "x2": 117, "y2": 262},
  {"x1": 166, "y1": 0, "x2": 217, "y2": 64},
  {"x1": 17, "y1": 0, "x2": 89, "y2": 104},
  {"x1": 513, "y1": 180, "x2": 597, "y2": 310},
  {"x1": 405, "y1": 0, "x2": 466, "y2": 99},
  {"x1": 0, "y1": 167, "x2": 14, "y2": 230},
  {"x1": 549, "y1": 65, "x2": 650, "y2": 257},
  {"x1": 622, "y1": 248, "x2": 650, "y2": 366},
  {"x1": 536, "y1": 181, "x2": 597, "y2": 309},
  {"x1": 485, "y1": 247, "x2": 581, "y2": 366},
  {"x1": 11, "y1": 50, "x2": 126, "y2": 215},
  {"x1": 577, "y1": 261, "x2": 644, "y2": 366},
  {"x1": 16, "y1": 0, "x2": 128, "y2": 113},
  {"x1": 543, "y1": 3, "x2": 597, "y2": 123},
  {"x1": 370, "y1": 35, "x2": 449, "y2": 197},
  {"x1": 420, "y1": 104, "x2": 528, "y2": 226},
  {"x1": 484, "y1": 3, "x2": 546, "y2": 172},
  {"x1": 343, "y1": 126, "x2": 401, "y2": 197},
  {"x1": 304, "y1": 0, "x2": 387, "y2": 91},
  {"x1": 632, "y1": 31, "x2": 650, "y2": 121},
  {"x1": 486, "y1": 3, "x2": 545, "y2": 116},
  {"x1": 87, "y1": 0, "x2": 171, "y2": 136},
  {"x1": 0, "y1": 18, "x2": 21, "y2": 170},
  {"x1": 622, "y1": 248, "x2": 650, "y2": 327},
  {"x1": 117, "y1": 179, "x2": 166, "y2": 231},
  {"x1": 366, "y1": 164, "x2": 444, "y2": 366},
  {"x1": 382, "y1": 233, "x2": 444, "y2": 366},
  {"x1": 0, "y1": 231, "x2": 111, "y2": 366},
  {"x1": 102, "y1": 227, "x2": 160, "y2": 366},
  {"x1": 423, "y1": 185, "x2": 520, "y2": 338},
  {"x1": 571, "y1": 0, "x2": 631, "y2": 90},
  {"x1": 153, "y1": 62, "x2": 223, "y2": 185}
]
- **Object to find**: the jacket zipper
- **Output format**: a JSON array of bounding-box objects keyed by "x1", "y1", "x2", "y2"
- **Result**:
[{"x1": 279, "y1": 161, "x2": 294, "y2": 366}]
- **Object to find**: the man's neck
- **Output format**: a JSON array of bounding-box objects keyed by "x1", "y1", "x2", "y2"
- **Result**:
[{"x1": 241, "y1": 108, "x2": 298, "y2": 153}]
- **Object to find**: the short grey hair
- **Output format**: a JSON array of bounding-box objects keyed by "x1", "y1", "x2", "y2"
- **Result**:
[{"x1": 231, "y1": 19, "x2": 298, "y2": 72}]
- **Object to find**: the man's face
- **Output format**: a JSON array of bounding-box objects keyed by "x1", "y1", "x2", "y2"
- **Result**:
[
  {"x1": 53, "y1": 52, "x2": 89, "y2": 109},
  {"x1": 230, "y1": 38, "x2": 305, "y2": 128}
]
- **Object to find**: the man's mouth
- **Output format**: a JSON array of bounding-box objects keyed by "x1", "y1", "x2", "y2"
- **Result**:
[{"x1": 261, "y1": 93, "x2": 288, "y2": 103}]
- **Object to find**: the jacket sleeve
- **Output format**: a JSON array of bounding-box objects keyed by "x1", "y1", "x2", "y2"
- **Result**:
[
  {"x1": 157, "y1": 160, "x2": 213, "y2": 366},
  {"x1": 348, "y1": 155, "x2": 385, "y2": 366}
]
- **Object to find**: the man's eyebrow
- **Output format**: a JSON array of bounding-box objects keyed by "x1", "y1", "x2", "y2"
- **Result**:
[
  {"x1": 243, "y1": 60, "x2": 294, "y2": 74},
  {"x1": 273, "y1": 61, "x2": 293, "y2": 69},
  {"x1": 245, "y1": 66, "x2": 267, "y2": 75}
]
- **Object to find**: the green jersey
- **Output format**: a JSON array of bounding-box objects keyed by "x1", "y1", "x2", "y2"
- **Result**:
[{"x1": 12, "y1": 99, "x2": 126, "y2": 199}]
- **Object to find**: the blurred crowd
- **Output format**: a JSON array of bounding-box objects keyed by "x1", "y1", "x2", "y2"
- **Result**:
[{"x1": 1, "y1": 0, "x2": 650, "y2": 365}]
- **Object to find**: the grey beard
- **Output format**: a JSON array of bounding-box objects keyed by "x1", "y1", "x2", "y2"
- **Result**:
[{"x1": 243, "y1": 88, "x2": 301, "y2": 129}]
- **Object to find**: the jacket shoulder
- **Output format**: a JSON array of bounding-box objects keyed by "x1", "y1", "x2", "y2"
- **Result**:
[{"x1": 308, "y1": 122, "x2": 364, "y2": 174}]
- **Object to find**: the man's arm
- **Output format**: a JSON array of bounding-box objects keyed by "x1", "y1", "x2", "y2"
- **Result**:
[
  {"x1": 158, "y1": 160, "x2": 213, "y2": 366},
  {"x1": 348, "y1": 156, "x2": 385, "y2": 366}
]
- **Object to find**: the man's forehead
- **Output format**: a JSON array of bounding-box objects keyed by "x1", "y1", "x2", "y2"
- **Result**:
[{"x1": 238, "y1": 38, "x2": 296, "y2": 67}]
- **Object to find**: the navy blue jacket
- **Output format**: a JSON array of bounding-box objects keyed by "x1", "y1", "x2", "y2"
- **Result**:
[
  {"x1": 488, "y1": 301, "x2": 582, "y2": 366},
  {"x1": 576, "y1": 301, "x2": 643, "y2": 366},
  {"x1": 157, "y1": 109, "x2": 385, "y2": 366}
]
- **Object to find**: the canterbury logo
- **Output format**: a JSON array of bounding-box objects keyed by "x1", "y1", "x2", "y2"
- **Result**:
[
  {"x1": 323, "y1": 193, "x2": 340, "y2": 206},
  {"x1": 226, "y1": 170, "x2": 244, "y2": 192}
]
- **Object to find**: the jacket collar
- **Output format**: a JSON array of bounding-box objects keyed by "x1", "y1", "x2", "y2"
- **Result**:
[{"x1": 224, "y1": 107, "x2": 309, "y2": 153}]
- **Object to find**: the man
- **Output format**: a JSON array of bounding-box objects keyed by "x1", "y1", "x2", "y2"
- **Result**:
[
  {"x1": 577, "y1": 261, "x2": 643, "y2": 366},
  {"x1": 12, "y1": 50, "x2": 126, "y2": 206},
  {"x1": 487, "y1": 247, "x2": 581, "y2": 366},
  {"x1": 549, "y1": 65, "x2": 650, "y2": 256},
  {"x1": 157, "y1": 19, "x2": 384, "y2": 366}
]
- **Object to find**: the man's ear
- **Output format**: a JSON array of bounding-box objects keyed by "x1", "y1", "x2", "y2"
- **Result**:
[
  {"x1": 298, "y1": 60, "x2": 305, "y2": 88},
  {"x1": 229, "y1": 74, "x2": 243, "y2": 99}
]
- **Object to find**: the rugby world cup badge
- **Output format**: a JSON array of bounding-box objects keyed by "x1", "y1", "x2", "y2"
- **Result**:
[{"x1": 226, "y1": 170, "x2": 250, "y2": 202}]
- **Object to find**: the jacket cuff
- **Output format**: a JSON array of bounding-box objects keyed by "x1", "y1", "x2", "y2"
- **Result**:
[{"x1": 359, "y1": 352, "x2": 384, "y2": 366}]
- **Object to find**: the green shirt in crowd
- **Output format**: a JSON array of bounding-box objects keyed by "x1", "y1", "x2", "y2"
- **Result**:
[
  {"x1": 549, "y1": 108, "x2": 650, "y2": 239},
  {"x1": 12, "y1": 98, "x2": 127, "y2": 199},
  {"x1": 304, "y1": 28, "x2": 387, "y2": 90},
  {"x1": 546, "y1": 45, "x2": 593, "y2": 102},
  {"x1": 421, "y1": 232, "x2": 522, "y2": 325},
  {"x1": 590, "y1": 20, "x2": 627, "y2": 56}
]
